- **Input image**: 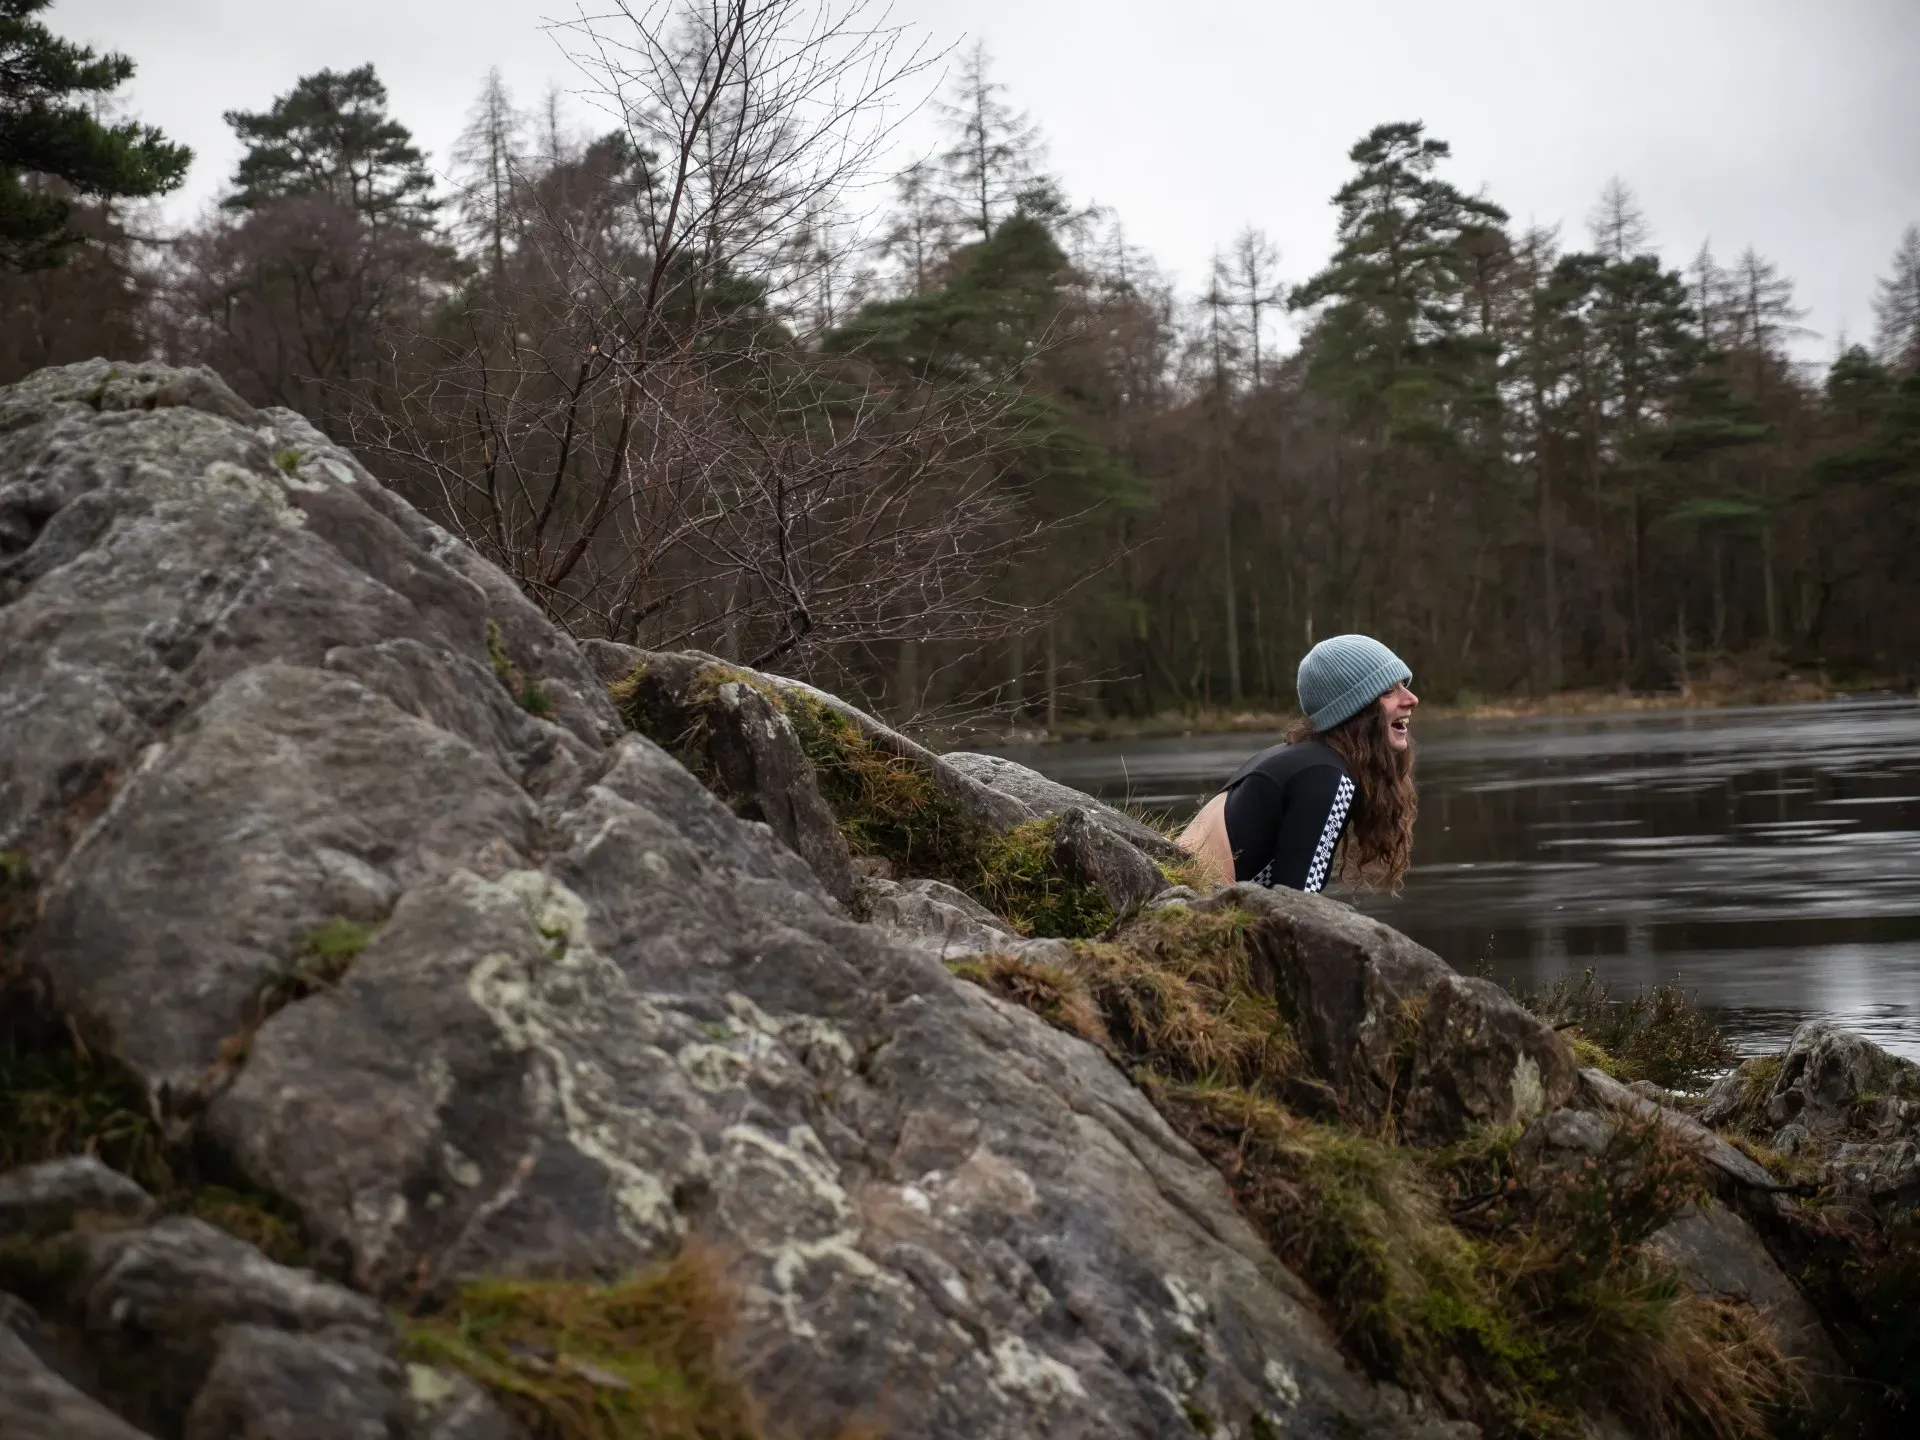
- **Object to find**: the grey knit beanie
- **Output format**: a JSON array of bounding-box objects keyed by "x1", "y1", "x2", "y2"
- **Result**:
[{"x1": 1296, "y1": 634, "x2": 1412, "y2": 733}]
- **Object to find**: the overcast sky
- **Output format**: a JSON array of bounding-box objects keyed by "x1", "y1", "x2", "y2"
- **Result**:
[{"x1": 54, "y1": 0, "x2": 1920, "y2": 365}]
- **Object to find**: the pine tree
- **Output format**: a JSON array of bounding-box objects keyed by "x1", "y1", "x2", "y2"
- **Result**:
[
  {"x1": 1587, "y1": 176, "x2": 1652, "y2": 262},
  {"x1": 0, "y1": 0, "x2": 190, "y2": 270},
  {"x1": 451, "y1": 69, "x2": 525, "y2": 280},
  {"x1": 224, "y1": 66, "x2": 437, "y2": 229},
  {"x1": 1291, "y1": 121, "x2": 1508, "y2": 444},
  {"x1": 1872, "y1": 224, "x2": 1920, "y2": 375},
  {"x1": 880, "y1": 160, "x2": 955, "y2": 296},
  {"x1": 934, "y1": 43, "x2": 1045, "y2": 244},
  {"x1": 1223, "y1": 227, "x2": 1284, "y2": 387}
]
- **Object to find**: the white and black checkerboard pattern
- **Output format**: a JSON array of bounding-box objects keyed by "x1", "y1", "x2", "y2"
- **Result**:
[
  {"x1": 1302, "y1": 776, "x2": 1355, "y2": 892},
  {"x1": 1248, "y1": 774, "x2": 1355, "y2": 894}
]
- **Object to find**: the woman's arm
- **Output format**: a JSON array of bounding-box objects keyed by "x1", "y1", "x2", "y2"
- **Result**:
[{"x1": 1227, "y1": 765, "x2": 1353, "y2": 892}]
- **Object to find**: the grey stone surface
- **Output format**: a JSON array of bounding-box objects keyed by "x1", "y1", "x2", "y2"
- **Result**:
[
  {"x1": 942, "y1": 750, "x2": 1183, "y2": 858},
  {"x1": 862, "y1": 875, "x2": 1070, "y2": 965},
  {"x1": 1649, "y1": 1201, "x2": 1846, "y2": 1384},
  {"x1": 0, "y1": 362, "x2": 1447, "y2": 1438},
  {"x1": 0, "y1": 1323, "x2": 158, "y2": 1440},
  {"x1": 1050, "y1": 805, "x2": 1170, "y2": 916},
  {"x1": 1694, "y1": 1024, "x2": 1920, "y2": 1214},
  {"x1": 1195, "y1": 885, "x2": 1576, "y2": 1140},
  {"x1": 606, "y1": 647, "x2": 856, "y2": 902},
  {"x1": 182, "y1": 1324, "x2": 411, "y2": 1440},
  {"x1": 0, "y1": 1157, "x2": 156, "y2": 1239}
]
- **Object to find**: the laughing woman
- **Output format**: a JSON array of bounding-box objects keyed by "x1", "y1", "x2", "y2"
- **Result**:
[{"x1": 1179, "y1": 634, "x2": 1419, "y2": 895}]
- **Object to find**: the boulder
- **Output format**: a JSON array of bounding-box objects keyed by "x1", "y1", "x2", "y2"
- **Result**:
[
  {"x1": 181, "y1": 1324, "x2": 413, "y2": 1440},
  {"x1": 1704, "y1": 1023, "x2": 1920, "y2": 1139},
  {"x1": 941, "y1": 750, "x2": 1184, "y2": 858},
  {"x1": 0, "y1": 1157, "x2": 156, "y2": 1240},
  {"x1": 1194, "y1": 885, "x2": 1576, "y2": 1140},
  {"x1": 56, "y1": 1218, "x2": 390, "y2": 1429},
  {"x1": 1648, "y1": 1201, "x2": 1846, "y2": 1386},
  {"x1": 1049, "y1": 805, "x2": 1171, "y2": 916},
  {"x1": 606, "y1": 647, "x2": 855, "y2": 902},
  {"x1": 1698, "y1": 1023, "x2": 1920, "y2": 1212},
  {"x1": 0, "y1": 360, "x2": 1449, "y2": 1437},
  {"x1": 0, "y1": 1321, "x2": 158, "y2": 1440}
]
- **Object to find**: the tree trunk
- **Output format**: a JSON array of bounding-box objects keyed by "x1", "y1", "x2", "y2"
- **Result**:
[
  {"x1": 1222, "y1": 521, "x2": 1242, "y2": 704},
  {"x1": 1540, "y1": 466, "x2": 1563, "y2": 689},
  {"x1": 1045, "y1": 620, "x2": 1059, "y2": 733}
]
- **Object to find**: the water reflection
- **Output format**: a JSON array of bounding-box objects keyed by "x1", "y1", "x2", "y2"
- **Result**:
[{"x1": 989, "y1": 699, "x2": 1920, "y2": 1059}]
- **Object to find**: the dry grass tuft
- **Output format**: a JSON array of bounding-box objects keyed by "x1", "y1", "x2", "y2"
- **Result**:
[
  {"x1": 1069, "y1": 906, "x2": 1297, "y2": 1092},
  {"x1": 946, "y1": 954, "x2": 1109, "y2": 1047},
  {"x1": 404, "y1": 1248, "x2": 763, "y2": 1440}
]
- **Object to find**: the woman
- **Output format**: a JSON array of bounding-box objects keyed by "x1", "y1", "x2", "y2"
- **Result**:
[{"x1": 1180, "y1": 634, "x2": 1419, "y2": 894}]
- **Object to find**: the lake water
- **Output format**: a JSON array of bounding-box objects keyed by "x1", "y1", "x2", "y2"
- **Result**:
[{"x1": 988, "y1": 699, "x2": 1920, "y2": 1060}]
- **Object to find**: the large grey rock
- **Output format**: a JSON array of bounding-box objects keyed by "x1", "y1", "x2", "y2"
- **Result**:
[
  {"x1": 0, "y1": 1322, "x2": 157, "y2": 1440},
  {"x1": 0, "y1": 362, "x2": 1441, "y2": 1438},
  {"x1": 1648, "y1": 1201, "x2": 1845, "y2": 1386},
  {"x1": 1050, "y1": 805, "x2": 1170, "y2": 916},
  {"x1": 862, "y1": 875, "x2": 1069, "y2": 965},
  {"x1": 1194, "y1": 885, "x2": 1576, "y2": 1140},
  {"x1": 1698, "y1": 1024, "x2": 1920, "y2": 1213},
  {"x1": 0, "y1": 1157, "x2": 156, "y2": 1239},
  {"x1": 1706, "y1": 1022, "x2": 1920, "y2": 1138},
  {"x1": 182, "y1": 1324, "x2": 411, "y2": 1440},
  {"x1": 603, "y1": 646, "x2": 856, "y2": 902},
  {"x1": 943, "y1": 751, "x2": 1183, "y2": 859}
]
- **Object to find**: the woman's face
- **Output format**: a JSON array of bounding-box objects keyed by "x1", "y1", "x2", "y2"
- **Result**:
[{"x1": 1380, "y1": 681, "x2": 1419, "y2": 751}]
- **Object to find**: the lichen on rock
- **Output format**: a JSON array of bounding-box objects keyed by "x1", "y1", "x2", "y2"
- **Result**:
[{"x1": 1, "y1": 360, "x2": 1904, "y2": 1439}]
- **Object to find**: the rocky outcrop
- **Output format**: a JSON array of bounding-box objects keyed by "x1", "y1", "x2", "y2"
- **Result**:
[
  {"x1": 3, "y1": 359, "x2": 1904, "y2": 1438},
  {"x1": 1186, "y1": 884, "x2": 1578, "y2": 1142},
  {"x1": 1702, "y1": 1023, "x2": 1920, "y2": 1214},
  {"x1": 3, "y1": 361, "x2": 1465, "y2": 1438}
]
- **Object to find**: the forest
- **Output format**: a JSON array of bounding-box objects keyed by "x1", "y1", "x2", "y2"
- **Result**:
[{"x1": 5, "y1": 0, "x2": 1918, "y2": 725}]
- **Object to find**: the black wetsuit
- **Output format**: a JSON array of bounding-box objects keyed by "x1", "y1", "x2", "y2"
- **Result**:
[{"x1": 1220, "y1": 740, "x2": 1355, "y2": 893}]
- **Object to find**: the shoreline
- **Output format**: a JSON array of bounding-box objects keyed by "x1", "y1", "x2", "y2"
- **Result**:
[{"x1": 956, "y1": 675, "x2": 1912, "y2": 747}]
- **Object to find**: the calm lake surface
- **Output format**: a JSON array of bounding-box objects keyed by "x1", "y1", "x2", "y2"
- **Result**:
[{"x1": 989, "y1": 699, "x2": 1920, "y2": 1060}]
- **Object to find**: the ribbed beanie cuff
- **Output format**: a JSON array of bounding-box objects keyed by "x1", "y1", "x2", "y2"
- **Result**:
[{"x1": 1297, "y1": 634, "x2": 1411, "y2": 733}]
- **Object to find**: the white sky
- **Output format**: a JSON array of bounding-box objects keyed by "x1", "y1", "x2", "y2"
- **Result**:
[{"x1": 53, "y1": 0, "x2": 1920, "y2": 366}]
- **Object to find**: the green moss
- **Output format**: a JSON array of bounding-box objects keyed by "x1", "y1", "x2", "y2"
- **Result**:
[
  {"x1": 402, "y1": 1250, "x2": 763, "y2": 1440},
  {"x1": 974, "y1": 818, "x2": 1114, "y2": 938},
  {"x1": 0, "y1": 1036, "x2": 172, "y2": 1195},
  {"x1": 273, "y1": 448, "x2": 302, "y2": 474},
  {"x1": 253, "y1": 917, "x2": 375, "y2": 1021},
  {"x1": 1068, "y1": 906, "x2": 1296, "y2": 1092},
  {"x1": 957, "y1": 901, "x2": 1793, "y2": 1438},
  {"x1": 185, "y1": 1186, "x2": 308, "y2": 1267},
  {"x1": 486, "y1": 619, "x2": 555, "y2": 717},
  {"x1": 777, "y1": 688, "x2": 1110, "y2": 937}
]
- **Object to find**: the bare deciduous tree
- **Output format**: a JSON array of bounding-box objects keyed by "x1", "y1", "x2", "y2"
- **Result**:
[{"x1": 351, "y1": 0, "x2": 1059, "y2": 692}]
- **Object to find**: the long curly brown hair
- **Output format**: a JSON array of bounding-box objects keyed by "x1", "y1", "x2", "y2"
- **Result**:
[{"x1": 1285, "y1": 700, "x2": 1417, "y2": 892}]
